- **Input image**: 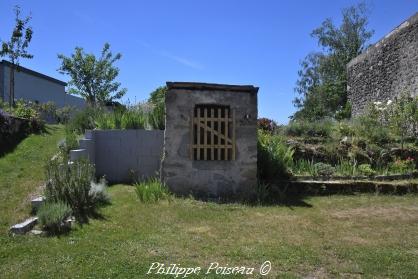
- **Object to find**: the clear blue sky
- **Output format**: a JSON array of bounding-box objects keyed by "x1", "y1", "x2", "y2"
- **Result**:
[{"x1": 1, "y1": 1, "x2": 417, "y2": 123}]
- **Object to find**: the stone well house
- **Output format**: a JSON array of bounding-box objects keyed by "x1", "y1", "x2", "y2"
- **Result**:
[
  {"x1": 161, "y1": 82, "x2": 258, "y2": 199},
  {"x1": 347, "y1": 12, "x2": 418, "y2": 116}
]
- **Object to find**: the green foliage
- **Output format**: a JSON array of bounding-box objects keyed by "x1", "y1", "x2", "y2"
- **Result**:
[
  {"x1": 66, "y1": 107, "x2": 97, "y2": 134},
  {"x1": 44, "y1": 158, "x2": 109, "y2": 220},
  {"x1": 258, "y1": 130, "x2": 294, "y2": 182},
  {"x1": 385, "y1": 93, "x2": 418, "y2": 148},
  {"x1": 257, "y1": 118, "x2": 277, "y2": 133},
  {"x1": 334, "y1": 159, "x2": 358, "y2": 176},
  {"x1": 55, "y1": 106, "x2": 75, "y2": 124},
  {"x1": 358, "y1": 164, "x2": 376, "y2": 176},
  {"x1": 2, "y1": 100, "x2": 45, "y2": 133},
  {"x1": 94, "y1": 107, "x2": 147, "y2": 129},
  {"x1": 314, "y1": 162, "x2": 335, "y2": 176},
  {"x1": 135, "y1": 177, "x2": 172, "y2": 203},
  {"x1": 121, "y1": 109, "x2": 146, "y2": 129},
  {"x1": 58, "y1": 43, "x2": 127, "y2": 106},
  {"x1": 285, "y1": 119, "x2": 334, "y2": 138},
  {"x1": 147, "y1": 86, "x2": 167, "y2": 130},
  {"x1": 354, "y1": 103, "x2": 391, "y2": 144},
  {"x1": 37, "y1": 201, "x2": 72, "y2": 234},
  {"x1": 148, "y1": 104, "x2": 165, "y2": 130},
  {"x1": 291, "y1": 159, "x2": 317, "y2": 176},
  {"x1": 389, "y1": 158, "x2": 415, "y2": 175},
  {"x1": 293, "y1": 3, "x2": 373, "y2": 120}
]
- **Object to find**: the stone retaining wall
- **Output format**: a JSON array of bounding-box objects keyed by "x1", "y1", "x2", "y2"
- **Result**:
[{"x1": 347, "y1": 12, "x2": 418, "y2": 115}]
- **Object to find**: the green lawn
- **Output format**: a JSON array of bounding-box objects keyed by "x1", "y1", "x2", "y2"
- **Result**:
[
  {"x1": 0, "y1": 125, "x2": 65, "y2": 232},
  {"x1": 1, "y1": 125, "x2": 418, "y2": 278}
]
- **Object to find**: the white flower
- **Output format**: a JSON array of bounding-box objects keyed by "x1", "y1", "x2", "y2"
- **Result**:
[{"x1": 386, "y1": 100, "x2": 392, "y2": 105}]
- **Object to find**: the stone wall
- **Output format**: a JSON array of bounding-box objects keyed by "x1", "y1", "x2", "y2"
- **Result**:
[
  {"x1": 347, "y1": 12, "x2": 418, "y2": 116},
  {"x1": 161, "y1": 82, "x2": 258, "y2": 200}
]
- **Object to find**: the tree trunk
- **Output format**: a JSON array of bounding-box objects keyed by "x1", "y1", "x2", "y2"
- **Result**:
[{"x1": 9, "y1": 65, "x2": 15, "y2": 107}]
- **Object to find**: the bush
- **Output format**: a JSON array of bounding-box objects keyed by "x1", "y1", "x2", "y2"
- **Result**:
[
  {"x1": 358, "y1": 164, "x2": 376, "y2": 176},
  {"x1": 314, "y1": 162, "x2": 335, "y2": 176},
  {"x1": 121, "y1": 109, "x2": 146, "y2": 129},
  {"x1": 285, "y1": 119, "x2": 334, "y2": 138},
  {"x1": 148, "y1": 104, "x2": 165, "y2": 130},
  {"x1": 44, "y1": 158, "x2": 109, "y2": 220},
  {"x1": 291, "y1": 159, "x2": 317, "y2": 176},
  {"x1": 56, "y1": 106, "x2": 75, "y2": 123},
  {"x1": 66, "y1": 107, "x2": 97, "y2": 134},
  {"x1": 257, "y1": 118, "x2": 277, "y2": 133},
  {"x1": 335, "y1": 159, "x2": 357, "y2": 176},
  {"x1": 258, "y1": 130, "x2": 294, "y2": 182},
  {"x1": 389, "y1": 158, "x2": 415, "y2": 174},
  {"x1": 37, "y1": 201, "x2": 72, "y2": 235},
  {"x1": 135, "y1": 178, "x2": 171, "y2": 203}
]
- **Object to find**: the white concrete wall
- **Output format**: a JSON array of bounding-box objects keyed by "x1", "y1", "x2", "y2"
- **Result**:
[
  {"x1": 81, "y1": 130, "x2": 164, "y2": 183},
  {"x1": 1, "y1": 63, "x2": 85, "y2": 108}
]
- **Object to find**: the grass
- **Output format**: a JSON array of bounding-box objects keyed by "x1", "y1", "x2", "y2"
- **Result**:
[
  {"x1": 1, "y1": 123, "x2": 418, "y2": 278},
  {"x1": 1, "y1": 185, "x2": 417, "y2": 278},
  {"x1": 0, "y1": 125, "x2": 65, "y2": 232}
]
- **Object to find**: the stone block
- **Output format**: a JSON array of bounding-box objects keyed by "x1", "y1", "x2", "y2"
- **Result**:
[{"x1": 10, "y1": 217, "x2": 38, "y2": 235}]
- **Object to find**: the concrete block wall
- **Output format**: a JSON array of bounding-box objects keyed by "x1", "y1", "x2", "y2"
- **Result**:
[
  {"x1": 71, "y1": 129, "x2": 164, "y2": 183},
  {"x1": 161, "y1": 82, "x2": 258, "y2": 200},
  {"x1": 347, "y1": 12, "x2": 418, "y2": 116}
]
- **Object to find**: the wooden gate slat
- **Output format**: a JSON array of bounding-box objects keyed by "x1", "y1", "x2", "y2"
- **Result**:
[{"x1": 191, "y1": 105, "x2": 235, "y2": 161}]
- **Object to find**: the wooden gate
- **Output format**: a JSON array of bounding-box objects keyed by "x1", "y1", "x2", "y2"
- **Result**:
[{"x1": 191, "y1": 105, "x2": 235, "y2": 160}]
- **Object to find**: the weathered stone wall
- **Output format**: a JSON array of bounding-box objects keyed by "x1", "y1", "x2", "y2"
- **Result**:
[
  {"x1": 161, "y1": 82, "x2": 258, "y2": 200},
  {"x1": 347, "y1": 12, "x2": 418, "y2": 116}
]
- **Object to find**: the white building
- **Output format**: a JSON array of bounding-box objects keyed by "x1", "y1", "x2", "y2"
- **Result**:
[{"x1": 0, "y1": 60, "x2": 85, "y2": 108}]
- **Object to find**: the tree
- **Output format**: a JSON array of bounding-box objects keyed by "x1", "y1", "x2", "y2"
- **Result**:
[
  {"x1": 148, "y1": 86, "x2": 167, "y2": 109},
  {"x1": 0, "y1": 6, "x2": 33, "y2": 107},
  {"x1": 147, "y1": 86, "x2": 167, "y2": 130},
  {"x1": 293, "y1": 2, "x2": 373, "y2": 121},
  {"x1": 58, "y1": 43, "x2": 127, "y2": 106}
]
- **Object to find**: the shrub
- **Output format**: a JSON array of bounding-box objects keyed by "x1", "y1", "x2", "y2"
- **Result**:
[
  {"x1": 135, "y1": 178, "x2": 172, "y2": 203},
  {"x1": 148, "y1": 104, "x2": 165, "y2": 130},
  {"x1": 258, "y1": 130, "x2": 294, "y2": 182},
  {"x1": 121, "y1": 109, "x2": 146, "y2": 129},
  {"x1": 37, "y1": 201, "x2": 72, "y2": 235},
  {"x1": 335, "y1": 159, "x2": 357, "y2": 176},
  {"x1": 389, "y1": 158, "x2": 415, "y2": 174},
  {"x1": 56, "y1": 106, "x2": 75, "y2": 123},
  {"x1": 314, "y1": 162, "x2": 335, "y2": 176},
  {"x1": 285, "y1": 119, "x2": 334, "y2": 138},
  {"x1": 66, "y1": 107, "x2": 97, "y2": 134},
  {"x1": 44, "y1": 158, "x2": 109, "y2": 220},
  {"x1": 358, "y1": 164, "x2": 376, "y2": 176},
  {"x1": 291, "y1": 159, "x2": 317, "y2": 176},
  {"x1": 257, "y1": 118, "x2": 277, "y2": 133}
]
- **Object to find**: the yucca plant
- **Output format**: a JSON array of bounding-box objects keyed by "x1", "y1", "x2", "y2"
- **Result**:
[{"x1": 257, "y1": 130, "x2": 294, "y2": 182}]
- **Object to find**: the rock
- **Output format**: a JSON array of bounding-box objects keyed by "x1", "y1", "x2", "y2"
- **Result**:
[
  {"x1": 29, "y1": 229, "x2": 46, "y2": 236},
  {"x1": 31, "y1": 196, "x2": 45, "y2": 213},
  {"x1": 10, "y1": 217, "x2": 38, "y2": 235}
]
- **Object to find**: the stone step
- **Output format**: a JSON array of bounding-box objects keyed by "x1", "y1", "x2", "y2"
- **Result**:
[
  {"x1": 31, "y1": 196, "x2": 45, "y2": 213},
  {"x1": 10, "y1": 217, "x2": 38, "y2": 235},
  {"x1": 84, "y1": 130, "x2": 93, "y2": 139},
  {"x1": 69, "y1": 148, "x2": 88, "y2": 162}
]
